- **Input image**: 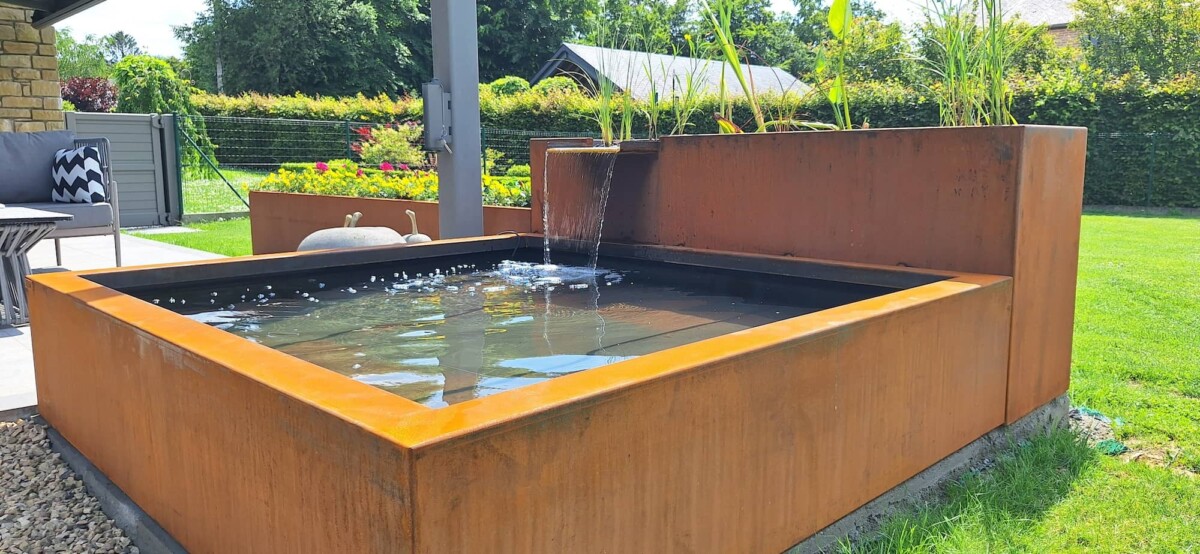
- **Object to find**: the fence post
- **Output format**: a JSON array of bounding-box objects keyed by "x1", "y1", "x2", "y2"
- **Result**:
[
  {"x1": 344, "y1": 120, "x2": 353, "y2": 160},
  {"x1": 1147, "y1": 132, "x2": 1157, "y2": 208},
  {"x1": 480, "y1": 127, "x2": 487, "y2": 173}
]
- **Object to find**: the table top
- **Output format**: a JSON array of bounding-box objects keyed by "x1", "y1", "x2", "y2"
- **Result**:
[{"x1": 0, "y1": 206, "x2": 74, "y2": 224}]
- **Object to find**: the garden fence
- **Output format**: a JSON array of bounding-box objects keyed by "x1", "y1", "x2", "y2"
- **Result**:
[
  {"x1": 173, "y1": 115, "x2": 1200, "y2": 215},
  {"x1": 174, "y1": 115, "x2": 597, "y2": 215}
]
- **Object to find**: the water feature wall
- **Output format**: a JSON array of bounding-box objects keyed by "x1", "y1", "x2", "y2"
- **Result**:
[{"x1": 531, "y1": 126, "x2": 1088, "y2": 423}]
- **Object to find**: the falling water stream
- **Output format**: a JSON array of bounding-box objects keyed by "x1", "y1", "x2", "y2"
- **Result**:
[{"x1": 542, "y1": 146, "x2": 621, "y2": 269}]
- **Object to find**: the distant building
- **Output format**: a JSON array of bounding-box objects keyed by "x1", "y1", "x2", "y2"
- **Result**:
[
  {"x1": 531, "y1": 42, "x2": 809, "y2": 101},
  {"x1": 1007, "y1": 0, "x2": 1079, "y2": 46}
]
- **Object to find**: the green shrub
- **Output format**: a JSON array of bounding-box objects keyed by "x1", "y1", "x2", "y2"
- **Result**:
[
  {"x1": 506, "y1": 164, "x2": 532, "y2": 177},
  {"x1": 195, "y1": 75, "x2": 1200, "y2": 207},
  {"x1": 115, "y1": 55, "x2": 217, "y2": 178},
  {"x1": 490, "y1": 76, "x2": 531, "y2": 96},
  {"x1": 252, "y1": 164, "x2": 531, "y2": 207},
  {"x1": 62, "y1": 99, "x2": 78, "y2": 112},
  {"x1": 532, "y1": 76, "x2": 580, "y2": 95},
  {"x1": 353, "y1": 123, "x2": 426, "y2": 166}
]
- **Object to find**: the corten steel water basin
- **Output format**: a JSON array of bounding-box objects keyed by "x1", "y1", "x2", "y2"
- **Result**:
[{"x1": 30, "y1": 235, "x2": 1012, "y2": 553}]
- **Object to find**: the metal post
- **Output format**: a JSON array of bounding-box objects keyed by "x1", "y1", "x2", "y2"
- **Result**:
[
  {"x1": 1146, "y1": 132, "x2": 1157, "y2": 208},
  {"x1": 431, "y1": 0, "x2": 484, "y2": 238}
]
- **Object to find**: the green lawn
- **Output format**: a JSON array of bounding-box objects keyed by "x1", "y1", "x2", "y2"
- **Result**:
[
  {"x1": 852, "y1": 211, "x2": 1200, "y2": 552},
  {"x1": 134, "y1": 212, "x2": 1200, "y2": 551},
  {"x1": 182, "y1": 168, "x2": 267, "y2": 215},
  {"x1": 129, "y1": 218, "x2": 253, "y2": 257}
]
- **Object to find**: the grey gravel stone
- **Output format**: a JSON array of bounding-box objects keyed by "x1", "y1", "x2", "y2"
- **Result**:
[{"x1": 1, "y1": 420, "x2": 133, "y2": 553}]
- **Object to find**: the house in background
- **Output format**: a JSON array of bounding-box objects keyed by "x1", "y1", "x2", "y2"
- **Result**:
[
  {"x1": 532, "y1": 42, "x2": 809, "y2": 101},
  {"x1": 1008, "y1": 0, "x2": 1078, "y2": 47}
]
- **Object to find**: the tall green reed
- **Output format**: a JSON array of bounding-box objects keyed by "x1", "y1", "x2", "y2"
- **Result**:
[
  {"x1": 921, "y1": 0, "x2": 1030, "y2": 126},
  {"x1": 702, "y1": 0, "x2": 767, "y2": 132}
]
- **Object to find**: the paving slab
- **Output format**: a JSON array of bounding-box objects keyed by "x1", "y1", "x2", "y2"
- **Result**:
[{"x1": 0, "y1": 234, "x2": 223, "y2": 416}]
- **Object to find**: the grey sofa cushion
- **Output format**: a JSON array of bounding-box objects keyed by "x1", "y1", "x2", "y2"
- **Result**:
[
  {"x1": 10, "y1": 202, "x2": 113, "y2": 230},
  {"x1": 0, "y1": 131, "x2": 78, "y2": 204}
]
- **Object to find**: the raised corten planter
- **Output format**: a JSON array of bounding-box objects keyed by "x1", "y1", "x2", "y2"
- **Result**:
[
  {"x1": 532, "y1": 126, "x2": 1087, "y2": 423},
  {"x1": 249, "y1": 190, "x2": 532, "y2": 254}
]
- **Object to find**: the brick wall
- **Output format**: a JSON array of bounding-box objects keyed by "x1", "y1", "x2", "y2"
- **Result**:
[{"x1": 0, "y1": 4, "x2": 63, "y2": 134}]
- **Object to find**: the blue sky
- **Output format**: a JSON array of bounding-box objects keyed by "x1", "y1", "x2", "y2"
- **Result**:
[{"x1": 58, "y1": 0, "x2": 924, "y2": 58}]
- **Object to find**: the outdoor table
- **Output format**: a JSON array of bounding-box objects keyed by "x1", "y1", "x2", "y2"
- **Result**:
[{"x1": 0, "y1": 207, "x2": 72, "y2": 326}]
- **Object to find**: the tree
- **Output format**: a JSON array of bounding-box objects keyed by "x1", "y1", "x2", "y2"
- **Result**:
[
  {"x1": 814, "y1": 17, "x2": 916, "y2": 83},
  {"x1": 175, "y1": 0, "x2": 427, "y2": 95},
  {"x1": 791, "y1": 0, "x2": 885, "y2": 45},
  {"x1": 112, "y1": 55, "x2": 217, "y2": 177},
  {"x1": 583, "y1": 0, "x2": 691, "y2": 53},
  {"x1": 56, "y1": 28, "x2": 110, "y2": 79},
  {"x1": 476, "y1": 0, "x2": 598, "y2": 81},
  {"x1": 1074, "y1": 0, "x2": 1200, "y2": 82},
  {"x1": 102, "y1": 31, "x2": 141, "y2": 65}
]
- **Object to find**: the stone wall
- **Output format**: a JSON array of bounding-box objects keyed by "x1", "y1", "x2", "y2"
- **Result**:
[{"x1": 0, "y1": 4, "x2": 62, "y2": 133}]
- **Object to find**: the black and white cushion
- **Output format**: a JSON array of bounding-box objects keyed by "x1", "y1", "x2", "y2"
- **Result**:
[{"x1": 52, "y1": 146, "x2": 106, "y2": 203}]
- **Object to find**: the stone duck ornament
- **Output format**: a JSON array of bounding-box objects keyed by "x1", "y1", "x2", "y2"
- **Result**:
[
  {"x1": 296, "y1": 212, "x2": 405, "y2": 251},
  {"x1": 403, "y1": 210, "x2": 432, "y2": 243}
]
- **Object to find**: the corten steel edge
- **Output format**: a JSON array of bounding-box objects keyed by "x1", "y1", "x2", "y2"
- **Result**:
[
  {"x1": 249, "y1": 191, "x2": 532, "y2": 254},
  {"x1": 533, "y1": 125, "x2": 1087, "y2": 423},
  {"x1": 30, "y1": 235, "x2": 1011, "y2": 553}
]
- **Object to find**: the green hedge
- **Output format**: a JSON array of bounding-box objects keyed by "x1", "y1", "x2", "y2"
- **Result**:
[{"x1": 192, "y1": 75, "x2": 1200, "y2": 207}]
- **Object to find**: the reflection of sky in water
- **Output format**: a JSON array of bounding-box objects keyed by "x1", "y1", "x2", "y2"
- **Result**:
[
  {"x1": 498, "y1": 354, "x2": 637, "y2": 375},
  {"x1": 156, "y1": 259, "x2": 835, "y2": 408}
]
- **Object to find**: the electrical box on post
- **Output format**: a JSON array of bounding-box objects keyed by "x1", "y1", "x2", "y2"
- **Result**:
[{"x1": 422, "y1": 80, "x2": 453, "y2": 152}]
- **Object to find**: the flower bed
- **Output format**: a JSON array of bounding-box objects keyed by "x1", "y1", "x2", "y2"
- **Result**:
[{"x1": 251, "y1": 159, "x2": 532, "y2": 208}]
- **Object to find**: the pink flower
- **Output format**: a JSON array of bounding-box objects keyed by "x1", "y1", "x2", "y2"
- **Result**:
[
  {"x1": 380, "y1": 162, "x2": 395, "y2": 172},
  {"x1": 356, "y1": 169, "x2": 365, "y2": 177},
  {"x1": 315, "y1": 161, "x2": 329, "y2": 173},
  {"x1": 399, "y1": 164, "x2": 410, "y2": 172}
]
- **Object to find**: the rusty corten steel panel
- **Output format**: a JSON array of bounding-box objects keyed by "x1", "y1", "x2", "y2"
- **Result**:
[
  {"x1": 28, "y1": 275, "x2": 423, "y2": 554},
  {"x1": 535, "y1": 126, "x2": 1086, "y2": 424},
  {"x1": 29, "y1": 238, "x2": 1012, "y2": 553},
  {"x1": 404, "y1": 276, "x2": 1012, "y2": 553},
  {"x1": 249, "y1": 191, "x2": 532, "y2": 255},
  {"x1": 1006, "y1": 126, "x2": 1087, "y2": 422}
]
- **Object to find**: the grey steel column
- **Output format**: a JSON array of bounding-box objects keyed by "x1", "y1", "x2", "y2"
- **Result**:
[{"x1": 431, "y1": 0, "x2": 485, "y2": 238}]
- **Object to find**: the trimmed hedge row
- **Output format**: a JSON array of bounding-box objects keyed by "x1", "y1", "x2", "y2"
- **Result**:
[{"x1": 192, "y1": 75, "x2": 1200, "y2": 207}]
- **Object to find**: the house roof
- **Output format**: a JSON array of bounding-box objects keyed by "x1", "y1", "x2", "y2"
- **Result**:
[
  {"x1": 0, "y1": 0, "x2": 110, "y2": 28},
  {"x1": 1006, "y1": 0, "x2": 1075, "y2": 28},
  {"x1": 532, "y1": 43, "x2": 809, "y2": 101}
]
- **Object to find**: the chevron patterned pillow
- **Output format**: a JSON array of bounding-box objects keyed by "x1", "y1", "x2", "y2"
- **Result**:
[{"x1": 52, "y1": 146, "x2": 106, "y2": 204}]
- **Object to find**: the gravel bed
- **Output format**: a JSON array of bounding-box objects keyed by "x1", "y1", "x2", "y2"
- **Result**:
[{"x1": 1, "y1": 419, "x2": 135, "y2": 553}]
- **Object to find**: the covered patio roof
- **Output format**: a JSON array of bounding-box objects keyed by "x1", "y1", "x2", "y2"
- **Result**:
[{"x1": 1, "y1": 0, "x2": 107, "y2": 29}]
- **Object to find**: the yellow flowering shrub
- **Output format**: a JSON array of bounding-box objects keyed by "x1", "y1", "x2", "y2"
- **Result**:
[{"x1": 252, "y1": 160, "x2": 532, "y2": 207}]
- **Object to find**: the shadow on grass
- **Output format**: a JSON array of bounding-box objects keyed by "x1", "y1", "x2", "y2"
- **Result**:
[{"x1": 843, "y1": 428, "x2": 1098, "y2": 553}]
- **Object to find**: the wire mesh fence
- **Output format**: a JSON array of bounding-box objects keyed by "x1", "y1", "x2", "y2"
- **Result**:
[
  {"x1": 174, "y1": 115, "x2": 1200, "y2": 215},
  {"x1": 175, "y1": 115, "x2": 600, "y2": 214},
  {"x1": 1085, "y1": 132, "x2": 1200, "y2": 209}
]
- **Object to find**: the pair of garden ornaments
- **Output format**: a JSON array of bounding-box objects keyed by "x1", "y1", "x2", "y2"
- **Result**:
[{"x1": 297, "y1": 209, "x2": 432, "y2": 251}]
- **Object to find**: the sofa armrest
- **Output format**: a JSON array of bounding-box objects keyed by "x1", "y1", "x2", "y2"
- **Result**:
[{"x1": 74, "y1": 137, "x2": 119, "y2": 229}]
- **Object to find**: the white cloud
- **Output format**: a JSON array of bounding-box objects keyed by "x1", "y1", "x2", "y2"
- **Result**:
[{"x1": 54, "y1": 0, "x2": 207, "y2": 57}]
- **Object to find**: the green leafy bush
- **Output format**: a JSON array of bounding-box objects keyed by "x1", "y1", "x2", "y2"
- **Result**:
[
  {"x1": 489, "y1": 76, "x2": 531, "y2": 96},
  {"x1": 252, "y1": 163, "x2": 532, "y2": 207},
  {"x1": 195, "y1": 76, "x2": 1200, "y2": 207},
  {"x1": 115, "y1": 55, "x2": 217, "y2": 177},
  {"x1": 532, "y1": 76, "x2": 579, "y2": 95},
  {"x1": 506, "y1": 164, "x2": 532, "y2": 177},
  {"x1": 353, "y1": 123, "x2": 426, "y2": 166}
]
